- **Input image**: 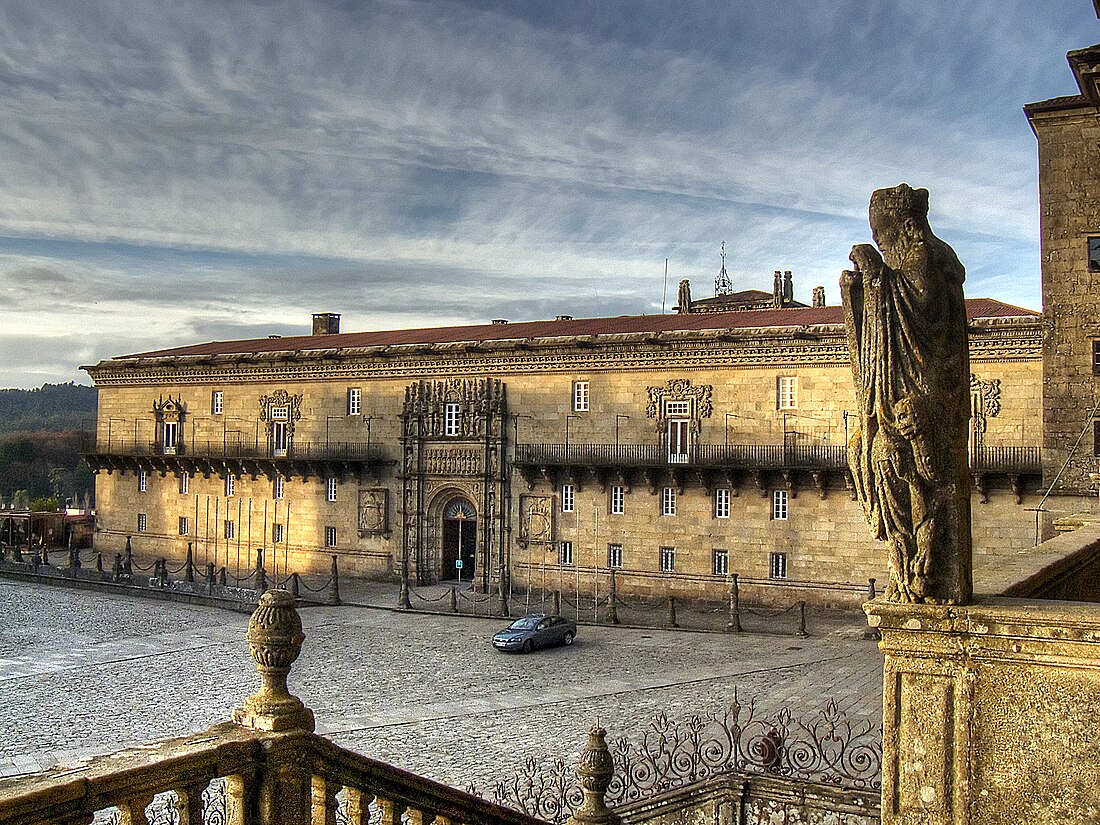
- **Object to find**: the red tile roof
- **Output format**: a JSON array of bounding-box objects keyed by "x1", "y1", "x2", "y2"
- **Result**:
[{"x1": 118, "y1": 298, "x2": 1038, "y2": 360}]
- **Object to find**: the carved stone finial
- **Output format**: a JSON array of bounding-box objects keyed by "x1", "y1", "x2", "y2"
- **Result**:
[
  {"x1": 232, "y1": 589, "x2": 315, "y2": 732},
  {"x1": 841, "y1": 183, "x2": 972, "y2": 605},
  {"x1": 566, "y1": 724, "x2": 621, "y2": 825}
]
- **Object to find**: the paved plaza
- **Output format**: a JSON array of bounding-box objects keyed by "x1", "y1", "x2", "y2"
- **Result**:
[{"x1": 0, "y1": 580, "x2": 884, "y2": 794}]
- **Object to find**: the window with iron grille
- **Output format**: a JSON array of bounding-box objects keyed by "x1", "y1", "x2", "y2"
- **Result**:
[
  {"x1": 179, "y1": 472, "x2": 189, "y2": 494},
  {"x1": 770, "y1": 552, "x2": 788, "y2": 579},
  {"x1": 561, "y1": 484, "x2": 575, "y2": 513},
  {"x1": 137, "y1": 513, "x2": 147, "y2": 533},
  {"x1": 347, "y1": 387, "x2": 361, "y2": 416},
  {"x1": 777, "y1": 376, "x2": 798, "y2": 410},
  {"x1": 573, "y1": 381, "x2": 590, "y2": 412},
  {"x1": 610, "y1": 485, "x2": 624, "y2": 515},
  {"x1": 715, "y1": 488, "x2": 730, "y2": 518},
  {"x1": 713, "y1": 548, "x2": 729, "y2": 576},
  {"x1": 138, "y1": 471, "x2": 147, "y2": 493},
  {"x1": 772, "y1": 489, "x2": 788, "y2": 520},
  {"x1": 272, "y1": 523, "x2": 284, "y2": 543},
  {"x1": 225, "y1": 474, "x2": 235, "y2": 497},
  {"x1": 661, "y1": 487, "x2": 676, "y2": 516},
  {"x1": 324, "y1": 526, "x2": 337, "y2": 547},
  {"x1": 560, "y1": 541, "x2": 574, "y2": 565},
  {"x1": 224, "y1": 520, "x2": 235, "y2": 540},
  {"x1": 444, "y1": 403, "x2": 461, "y2": 436},
  {"x1": 178, "y1": 517, "x2": 188, "y2": 536},
  {"x1": 659, "y1": 546, "x2": 675, "y2": 573},
  {"x1": 608, "y1": 543, "x2": 623, "y2": 568},
  {"x1": 326, "y1": 477, "x2": 338, "y2": 502}
]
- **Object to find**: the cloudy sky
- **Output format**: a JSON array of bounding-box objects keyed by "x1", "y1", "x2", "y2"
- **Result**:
[{"x1": 0, "y1": 1, "x2": 1092, "y2": 387}]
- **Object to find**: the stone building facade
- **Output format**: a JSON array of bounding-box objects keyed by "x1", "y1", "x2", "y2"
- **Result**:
[
  {"x1": 84, "y1": 297, "x2": 1046, "y2": 607},
  {"x1": 1026, "y1": 43, "x2": 1100, "y2": 495}
]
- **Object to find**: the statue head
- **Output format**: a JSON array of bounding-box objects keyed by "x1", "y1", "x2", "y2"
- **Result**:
[{"x1": 868, "y1": 184, "x2": 930, "y2": 264}]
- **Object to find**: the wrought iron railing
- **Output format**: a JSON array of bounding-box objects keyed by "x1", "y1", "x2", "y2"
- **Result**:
[
  {"x1": 89, "y1": 438, "x2": 386, "y2": 463},
  {"x1": 516, "y1": 442, "x2": 1043, "y2": 473}
]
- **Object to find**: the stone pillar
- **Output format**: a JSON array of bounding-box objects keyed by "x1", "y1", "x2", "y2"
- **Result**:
[
  {"x1": 567, "y1": 724, "x2": 621, "y2": 825},
  {"x1": 232, "y1": 589, "x2": 316, "y2": 733},
  {"x1": 866, "y1": 597, "x2": 1100, "y2": 824}
]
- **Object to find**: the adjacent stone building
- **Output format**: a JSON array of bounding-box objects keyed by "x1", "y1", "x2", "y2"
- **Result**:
[{"x1": 84, "y1": 292, "x2": 1046, "y2": 607}]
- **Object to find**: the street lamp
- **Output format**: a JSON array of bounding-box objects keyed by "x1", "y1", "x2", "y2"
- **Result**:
[{"x1": 615, "y1": 414, "x2": 630, "y2": 447}]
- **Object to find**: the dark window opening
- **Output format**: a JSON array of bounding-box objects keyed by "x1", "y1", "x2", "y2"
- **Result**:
[{"x1": 1089, "y1": 238, "x2": 1100, "y2": 273}]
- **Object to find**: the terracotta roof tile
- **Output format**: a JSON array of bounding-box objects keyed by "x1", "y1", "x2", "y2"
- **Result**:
[{"x1": 117, "y1": 298, "x2": 1038, "y2": 360}]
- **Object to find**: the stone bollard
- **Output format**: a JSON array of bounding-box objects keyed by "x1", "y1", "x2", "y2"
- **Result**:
[
  {"x1": 69, "y1": 546, "x2": 80, "y2": 574},
  {"x1": 232, "y1": 589, "x2": 315, "y2": 732},
  {"x1": 566, "y1": 724, "x2": 621, "y2": 825},
  {"x1": 184, "y1": 543, "x2": 195, "y2": 583},
  {"x1": 289, "y1": 572, "x2": 300, "y2": 599},
  {"x1": 206, "y1": 562, "x2": 216, "y2": 594},
  {"x1": 666, "y1": 595, "x2": 678, "y2": 628},
  {"x1": 863, "y1": 578, "x2": 882, "y2": 641},
  {"x1": 218, "y1": 566, "x2": 227, "y2": 587},
  {"x1": 449, "y1": 585, "x2": 458, "y2": 613},
  {"x1": 328, "y1": 555, "x2": 341, "y2": 606},
  {"x1": 498, "y1": 571, "x2": 510, "y2": 618},
  {"x1": 123, "y1": 539, "x2": 133, "y2": 575},
  {"x1": 95, "y1": 552, "x2": 104, "y2": 573},
  {"x1": 158, "y1": 558, "x2": 170, "y2": 588},
  {"x1": 113, "y1": 553, "x2": 123, "y2": 581},
  {"x1": 726, "y1": 573, "x2": 743, "y2": 633},
  {"x1": 604, "y1": 569, "x2": 620, "y2": 625},
  {"x1": 256, "y1": 566, "x2": 268, "y2": 595},
  {"x1": 553, "y1": 590, "x2": 562, "y2": 616},
  {"x1": 797, "y1": 601, "x2": 808, "y2": 637},
  {"x1": 397, "y1": 556, "x2": 412, "y2": 610}
]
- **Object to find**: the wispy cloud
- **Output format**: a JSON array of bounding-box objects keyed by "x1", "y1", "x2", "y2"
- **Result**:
[{"x1": 0, "y1": 0, "x2": 1090, "y2": 386}]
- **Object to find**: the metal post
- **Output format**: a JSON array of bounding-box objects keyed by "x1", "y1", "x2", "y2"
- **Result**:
[
  {"x1": 498, "y1": 566, "x2": 509, "y2": 617},
  {"x1": 727, "y1": 573, "x2": 743, "y2": 633},
  {"x1": 797, "y1": 600, "x2": 807, "y2": 637},
  {"x1": 666, "y1": 595, "x2": 678, "y2": 628},
  {"x1": 864, "y1": 578, "x2": 882, "y2": 641},
  {"x1": 206, "y1": 561, "x2": 216, "y2": 590},
  {"x1": 289, "y1": 572, "x2": 300, "y2": 599},
  {"x1": 604, "y1": 568, "x2": 619, "y2": 625},
  {"x1": 185, "y1": 543, "x2": 195, "y2": 583},
  {"x1": 218, "y1": 566, "x2": 227, "y2": 587},
  {"x1": 113, "y1": 553, "x2": 123, "y2": 581},
  {"x1": 328, "y1": 554, "x2": 341, "y2": 606},
  {"x1": 867, "y1": 577, "x2": 877, "y2": 600},
  {"x1": 449, "y1": 585, "x2": 458, "y2": 613},
  {"x1": 95, "y1": 552, "x2": 104, "y2": 573},
  {"x1": 124, "y1": 537, "x2": 133, "y2": 575}
]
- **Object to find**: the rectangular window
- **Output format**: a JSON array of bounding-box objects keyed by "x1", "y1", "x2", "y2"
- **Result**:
[
  {"x1": 162, "y1": 421, "x2": 178, "y2": 453},
  {"x1": 138, "y1": 470, "x2": 147, "y2": 493},
  {"x1": 713, "y1": 549, "x2": 729, "y2": 576},
  {"x1": 772, "y1": 489, "x2": 788, "y2": 520},
  {"x1": 224, "y1": 520, "x2": 235, "y2": 540},
  {"x1": 561, "y1": 484, "x2": 575, "y2": 513},
  {"x1": 272, "y1": 523, "x2": 284, "y2": 543},
  {"x1": 137, "y1": 513, "x2": 147, "y2": 533},
  {"x1": 347, "y1": 387, "x2": 361, "y2": 416},
  {"x1": 770, "y1": 552, "x2": 788, "y2": 579},
  {"x1": 324, "y1": 526, "x2": 337, "y2": 547},
  {"x1": 559, "y1": 540, "x2": 574, "y2": 565},
  {"x1": 659, "y1": 546, "x2": 675, "y2": 573},
  {"x1": 444, "y1": 403, "x2": 461, "y2": 436},
  {"x1": 573, "y1": 381, "x2": 590, "y2": 412},
  {"x1": 326, "y1": 477, "x2": 338, "y2": 502},
  {"x1": 667, "y1": 418, "x2": 690, "y2": 463},
  {"x1": 225, "y1": 474, "x2": 235, "y2": 498},
  {"x1": 664, "y1": 400, "x2": 690, "y2": 417},
  {"x1": 273, "y1": 475, "x2": 284, "y2": 500},
  {"x1": 715, "y1": 488, "x2": 731, "y2": 519},
  {"x1": 271, "y1": 421, "x2": 288, "y2": 457},
  {"x1": 179, "y1": 472, "x2": 189, "y2": 495},
  {"x1": 212, "y1": 391, "x2": 223, "y2": 415},
  {"x1": 178, "y1": 516, "x2": 189, "y2": 536},
  {"x1": 1093, "y1": 340, "x2": 1100, "y2": 375},
  {"x1": 661, "y1": 487, "x2": 676, "y2": 516},
  {"x1": 608, "y1": 543, "x2": 623, "y2": 569},
  {"x1": 1089, "y1": 237, "x2": 1100, "y2": 273},
  {"x1": 610, "y1": 485, "x2": 624, "y2": 515},
  {"x1": 778, "y1": 376, "x2": 798, "y2": 410}
]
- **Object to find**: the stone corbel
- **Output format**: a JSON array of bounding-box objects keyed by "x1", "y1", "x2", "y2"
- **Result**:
[
  {"x1": 782, "y1": 470, "x2": 797, "y2": 499},
  {"x1": 1010, "y1": 474, "x2": 1023, "y2": 505},
  {"x1": 973, "y1": 473, "x2": 989, "y2": 504},
  {"x1": 751, "y1": 469, "x2": 768, "y2": 497},
  {"x1": 812, "y1": 471, "x2": 828, "y2": 500}
]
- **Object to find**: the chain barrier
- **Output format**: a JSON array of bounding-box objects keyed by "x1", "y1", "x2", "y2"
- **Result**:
[
  {"x1": 297, "y1": 576, "x2": 335, "y2": 594},
  {"x1": 411, "y1": 589, "x2": 452, "y2": 603}
]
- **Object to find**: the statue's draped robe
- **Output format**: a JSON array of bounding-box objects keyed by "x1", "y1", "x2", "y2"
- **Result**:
[{"x1": 844, "y1": 228, "x2": 971, "y2": 603}]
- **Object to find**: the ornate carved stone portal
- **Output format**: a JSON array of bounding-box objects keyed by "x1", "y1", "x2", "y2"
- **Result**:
[
  {"x1": 645, "y1": 378, "x2": 713, "y2": 434},
  {"x1": 400, "y1": 378, "x2": 507, "y2": 587},
  {"x1": 841, "y1": 184, "x2": 972, "y2": 605},
  {"x1": 969, "y1": 374, "x2": 1001, "y2": 451}
]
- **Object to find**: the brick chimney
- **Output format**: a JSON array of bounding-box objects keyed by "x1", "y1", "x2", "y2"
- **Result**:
[{"x1": 312, "y1": 313, "x2": 340, "y2": 335}]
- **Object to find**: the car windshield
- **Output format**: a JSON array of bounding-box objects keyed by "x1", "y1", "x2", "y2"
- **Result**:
[{"x1": 508, "y1": 617, "x2": 541, "y2": 630}]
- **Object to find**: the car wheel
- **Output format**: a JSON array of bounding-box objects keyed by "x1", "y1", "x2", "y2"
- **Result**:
[
  {"x1": 522, "y1": 639, "x2": 533, "y2": 654},
  {"x1": 564, "y1": 632, "x2": 574, "y2": 646}
]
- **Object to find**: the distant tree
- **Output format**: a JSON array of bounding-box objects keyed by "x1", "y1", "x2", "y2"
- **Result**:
[{"x1": 29, "y1": 496, "x2": 61, "y2": 512}]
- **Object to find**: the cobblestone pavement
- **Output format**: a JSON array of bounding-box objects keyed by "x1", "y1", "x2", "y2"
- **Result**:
[{"x1": 0, "y1": 579, "x2": 884, "y2": 796}]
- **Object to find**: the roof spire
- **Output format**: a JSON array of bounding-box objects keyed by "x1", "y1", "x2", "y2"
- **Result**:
[{"x1": 715, "y1": 241, "x2": 732, "y2": 296}]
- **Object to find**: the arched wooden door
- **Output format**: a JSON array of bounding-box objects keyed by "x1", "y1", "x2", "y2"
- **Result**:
[{"x1": 441, "y1": 498, "x2": 477, "y2": 581}]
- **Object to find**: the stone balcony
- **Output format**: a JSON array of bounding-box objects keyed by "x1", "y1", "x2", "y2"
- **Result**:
[
  {"x1": 514, "y1": 443, "x2": 1042, "y2": 500},
  {"x1": 84, "y1": 438, "x2": 392, "y2": 483}
]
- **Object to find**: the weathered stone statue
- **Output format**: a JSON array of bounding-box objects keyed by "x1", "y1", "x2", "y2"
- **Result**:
[
  {"x1": 676, "y1": 279, "x2": 692, "y2": 313},
  {"x1": 841, "y1": 184, "x2": 972, "y2": 604}
]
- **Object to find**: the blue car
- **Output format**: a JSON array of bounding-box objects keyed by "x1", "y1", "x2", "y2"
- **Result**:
[{"x1": 491, "y1": 614, "x2": 577, "y2": 653}]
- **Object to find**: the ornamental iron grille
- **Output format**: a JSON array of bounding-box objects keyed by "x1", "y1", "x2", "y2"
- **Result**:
[{"x1": 492, "y1": 697, "x2": 882, "y2": 823}]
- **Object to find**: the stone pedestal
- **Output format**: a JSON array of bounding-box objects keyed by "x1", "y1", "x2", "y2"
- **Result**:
[{"x1": 866, "y1": 598, "x2": 1100, "y2": 824}]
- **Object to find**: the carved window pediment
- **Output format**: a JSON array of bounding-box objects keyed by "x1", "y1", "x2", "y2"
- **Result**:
[{"x1": 645, "y1": 379, "x2": 713, "y2": 435}]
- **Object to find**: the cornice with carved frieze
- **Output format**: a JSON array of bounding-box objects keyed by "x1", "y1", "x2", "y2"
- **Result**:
[{"x1": 85, "y1": 322, "x2": 1040, "y2": 387}]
